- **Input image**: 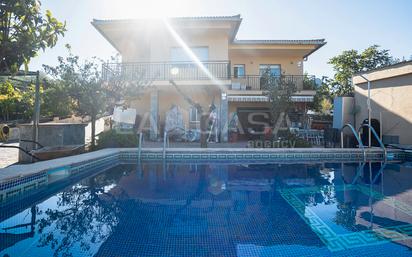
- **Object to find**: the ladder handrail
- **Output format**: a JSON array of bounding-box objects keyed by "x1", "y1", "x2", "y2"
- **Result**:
[
  {"x1": 372, "y1": 162, "x2": 387, "y2": 184},
  {"x1": 163, "y1": 130, "x2": 170, "y2": 159},
  {"x1": 138, "y1": 132, "x2": 143, "y2": 161},
  {"x1": 351, "y1": 162, "x2": 366, "y2": 185},
  {"x1": 357, "y1": 124, "x2": 387, "y2": 161},
  {"x1": 341, "y1": 123, "x2": 366, "y2": 162},
  {"x1": 163, "y1": 127, "x2": 186, "y2": 159}
]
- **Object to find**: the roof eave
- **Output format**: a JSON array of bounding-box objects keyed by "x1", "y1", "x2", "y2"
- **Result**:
[
  {"x1": 230, "y1": 17, "x2": 242, "y2": 42},
  {"x1": 303, "y1": 41, "x2": 327, "y2": 59},
  {"x1": 91, "y1": 21, "x2": 122, "y2": 53}
]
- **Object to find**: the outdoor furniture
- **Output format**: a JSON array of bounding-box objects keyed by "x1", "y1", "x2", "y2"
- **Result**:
[{"x1": 297, "y1": 129, "x2": 324, "y2": 146}]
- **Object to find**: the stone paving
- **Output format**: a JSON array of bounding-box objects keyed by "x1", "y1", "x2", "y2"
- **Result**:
[{"x1": 0, "y1": 142, "x2": 19, "y2": 168}]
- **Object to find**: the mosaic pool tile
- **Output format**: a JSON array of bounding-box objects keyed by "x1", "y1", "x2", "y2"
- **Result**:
[
  {"x1": 1, "y1": 148, "x2": 406, "y2": 203},
  {"x1": 279, "y1": 185, "x2": 412, "y2": 252}
]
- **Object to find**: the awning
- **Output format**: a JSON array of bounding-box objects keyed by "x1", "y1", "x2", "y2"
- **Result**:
[{"x1": 227, "y1": 95, "x2": 314, "y2": 102}]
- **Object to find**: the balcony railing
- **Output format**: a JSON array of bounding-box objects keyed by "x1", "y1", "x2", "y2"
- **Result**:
[
  {"x1": 102, "y1": 61, "x2": 231, "y2": 81},
  {"x1": 230, "y1": 75, "x2": 316, "y2": 91},
  {"x1": 102, "y1": 62, "x2": 317, "y2": 91}
]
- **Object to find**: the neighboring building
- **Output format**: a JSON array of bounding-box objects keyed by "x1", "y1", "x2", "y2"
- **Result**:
[
  {"x1": 92, "y1": 15, "x2": 326, "y2": 141},
  {"x1": 353, "y1": 61, "x2": 412, "y2": 145}
]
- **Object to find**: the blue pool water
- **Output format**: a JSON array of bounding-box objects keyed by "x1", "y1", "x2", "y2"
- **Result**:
[{"x1": 1, "y1": 162, "x2": 412, "y2": 256}]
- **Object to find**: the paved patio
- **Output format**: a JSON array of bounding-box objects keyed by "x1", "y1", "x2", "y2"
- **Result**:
[{"x1": 0, "y1": 142, "x2": 19, "y2": 168}]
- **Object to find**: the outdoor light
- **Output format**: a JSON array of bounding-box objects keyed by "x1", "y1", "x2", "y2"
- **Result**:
[
  {"x1": 170, "y1": 67, "x2": 179, "y2": 76},
  {"x1": 222, "y1": 92, "x2": 227, "y2": 100}
]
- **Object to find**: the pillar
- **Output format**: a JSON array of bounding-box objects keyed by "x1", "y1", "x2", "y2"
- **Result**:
[{"x1": 220, "y1": 91, "x2": 228, "y2": 142}]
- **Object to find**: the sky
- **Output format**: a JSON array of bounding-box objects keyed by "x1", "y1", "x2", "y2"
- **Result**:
[{"x1": 29, "y1": 0, "x2": 412, "y2": 78}]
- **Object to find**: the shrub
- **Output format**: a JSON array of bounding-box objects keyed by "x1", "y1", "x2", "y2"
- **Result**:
[{"x1": 96, "y1": 130, "x2": 138, "y2": 149}]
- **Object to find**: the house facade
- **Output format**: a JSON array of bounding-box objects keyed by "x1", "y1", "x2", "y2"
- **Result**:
[{"x1": 92, "y1": 15, "x2": 326, "y2": 141}]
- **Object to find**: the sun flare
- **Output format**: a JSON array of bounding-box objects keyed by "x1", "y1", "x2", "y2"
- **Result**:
[{"x1": 107, "y1": 0, "x2": 193, "y2": 19}]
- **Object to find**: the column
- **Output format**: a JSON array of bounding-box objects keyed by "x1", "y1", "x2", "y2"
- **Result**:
[{"x1": 220, "y1": 91, "x2": 228, "y2": 142}]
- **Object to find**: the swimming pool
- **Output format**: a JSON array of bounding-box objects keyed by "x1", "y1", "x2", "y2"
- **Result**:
[{"x1": 1, "y1": 161, "x2": 412, "y2": 256}]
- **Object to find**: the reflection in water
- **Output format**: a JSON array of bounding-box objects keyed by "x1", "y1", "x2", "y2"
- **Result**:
[
  {"x1": 0, "y1": 162, "x2": 412, "y2": 256},
  {"x1": 0, "y1": 206, "x2": 35, "y2": 252}
]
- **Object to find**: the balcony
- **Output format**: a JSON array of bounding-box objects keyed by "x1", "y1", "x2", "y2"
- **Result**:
[
  {"x1": 230, "y1": 75, "x2": 317, "y2": 91},
  {"x1": 102, "y1": 61, "x2": 317, "y2": 92},
  {"x1": 102, "y1": 61, "x2": 231, "y2": 81}
]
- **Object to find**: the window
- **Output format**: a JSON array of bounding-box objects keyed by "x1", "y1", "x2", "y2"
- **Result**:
[
  {"x1": 259, "y1": 64, "x2": 281, "y2": 76},
  {"x1": 189, "y1": 107, "x2": 200, "y2": 123},
  {"x1": 170, "y1": 47, "x2": 209, "y2": 62},
  {"x1": 233, "y1": 64, "x2": 245, "y2": 78}
]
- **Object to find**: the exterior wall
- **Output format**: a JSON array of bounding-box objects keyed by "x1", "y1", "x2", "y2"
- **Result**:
[
  {"x1": 18, "y1": 124, "x2": 87, "y2": 163},
  {"x1": 122, "y1": 30, "x2": 229, "y2": 63},
  {"x1": 354, "y1": 73, "x2": 412, "y2": 145},
  {"x1": 229, "y1": 51, "x2": 304, "y2": 75},
  {"x1": 332, "y1": 97, "x2": 355, "y2": 130}
]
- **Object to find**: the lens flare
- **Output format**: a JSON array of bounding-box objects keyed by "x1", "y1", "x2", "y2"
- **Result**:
[{"x1": 162, "y1": 18, "x2": 226, "y2": 91}]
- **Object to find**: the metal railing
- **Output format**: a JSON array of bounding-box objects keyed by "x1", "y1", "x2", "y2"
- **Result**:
[
  {"x1": 138, "y1": 132, "x2": 144, "y2": 161},
  {"x1": 371, "y1": 162, "x2": 387, "y2": 184},
  {"x1": 351, "y1": 162, "x2": 387, "y2": 185},
  {"x1": 102, "y1": 61, "x2": 231, "y2": 81},
  {"x1": 358, "y1": 124, "x2": 387, "y2": 161},
  {"x1": 230, "y1": 75, "x2": 316, "y2": 91},
  {"x1": 102, "y1": 62, "x2": 318, "y2": 91},
  {"x1": 163, "y1": 130, "x2": 170, "y2": 159},
  {"x1": 341, "y1": 124, "x2": 366, "y2": 162},
  {"x1": 351, "y1": 162, "x2": 366, "y2": 185}
]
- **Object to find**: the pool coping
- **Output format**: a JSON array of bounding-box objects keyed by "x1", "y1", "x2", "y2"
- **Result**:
[{"x1": 0, "y1": 147, "x2": 405, "y2": 184}]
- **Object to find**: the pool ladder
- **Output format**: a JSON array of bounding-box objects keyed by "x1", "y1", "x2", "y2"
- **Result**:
[
  {"x1": 340, "y1": 123, "x2": 387, "y2": 162},
  {"x1": 351, "y1": 162, "x2": 387, "y2": 185},
  {"x1": 137, "y1": 131, "x2": 170, "y2": 161},
  {"x1": 163, "y1": 130, "x2": 170, "y2": 159},
  {"x1": 357, "y1": 124, "x2": 387, "y2": 161},
  {"x1": 341, "y1": 124, "x2": 366, "y2": 162},
  {"x1": 138, "y1": 132, "x2": 144, "y2": 161}
]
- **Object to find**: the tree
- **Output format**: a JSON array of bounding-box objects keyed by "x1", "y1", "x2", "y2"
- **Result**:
[
  {"x1": 0, "y1": 80, "x2": 21, "y2": 120},
  {"x1": 17, "y1": 82, "x2": 39, "y2": 119},
  {"x1": 36, "y1": 169, "x2": 125, "y2": 257},
  {"x1": 103, "y1": 54, "x2": 152, "y2": 110},
  {"x1": 328, "y1": 45, "x2": 395, "y2": 96},
  {"x1": 44, "y1": 46, "x2": 106, "y2": 148},
  {"x1": 0, "y1": 0, "x2": 66, "y2": 72},
  {"x1": 42, "y1": 79, "x2": 73, "y2": 117},
  {"x1": 261, "y1": 72, "x2": 297, "y2": 137},
  {"x1": 311, "y1": 77, "x2": 334, "y2": 113}
]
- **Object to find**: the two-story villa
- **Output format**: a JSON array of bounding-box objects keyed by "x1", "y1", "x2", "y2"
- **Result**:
[{"x1": 92, "y1": 15, "x2": 326, "y2": 141}]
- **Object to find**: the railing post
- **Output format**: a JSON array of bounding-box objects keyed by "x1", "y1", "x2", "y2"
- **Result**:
[{"x1": 197, "y1": 62, "x2": 199, "y2": 80}]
